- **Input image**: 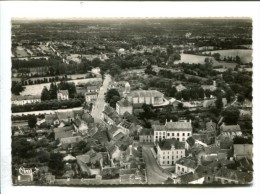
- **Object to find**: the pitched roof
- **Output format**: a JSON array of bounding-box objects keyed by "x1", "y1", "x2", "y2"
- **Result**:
[
  {"x1": 45, "y1": 114, "x2": 58, "y2": 124},
  {"x1": 56, "y1": 111, "x2": 74, "y2": 121},
  {"x1": 165, "y1": 121, "x2": 192, "y2": 131},
  {"x1": 77, "y1": 159, "x2": 91, "y2": 174},
  {"x1": 204, "y1": 145, "x2": 221, "y2": 155},
  {"x1": 54, "y1": 126, "x2": 74, "y2": 140},
  {"x1": 152, "y1": 125, "x2": 166, "y2": 131},
  {"x1": 158, "y1": 138, "x2": 185, "y2": 150},
  {"x1": 60, "y1": 136, "x2": 83, "y2": 145},
  {"x1": 234, "y1": 144, "x2": 253, "y2": 158},
  {"x1": 76, "y1": 154, "x2": 91, "y2": 164},
  {"x1": 215, "y1": 168, "x2": 252, "y2": 183},
  {"x1": 205, "y1": 121, "x2": 217, "y2": 131},
  {"x1": 58, "y1": 90, "x2": 69, "y2": 96},
  {"x1": 176, "y1": 157, "x2": 197, "y2": 169},
  {"x1": 117, "y1": 98, "x2": 132, "y2": 107},
  {"x1": 139, "y1": 128, "x2": 154, "y2": 135},
  {"x1": 220, "y1": 124, "x2": 241, "y2": 132},
  {"x1": 129, "y1": 90, "x2": 163, "y2": 98},
  {"x1": 177, "y1": 172, "x2": 203, "y2": 184}
]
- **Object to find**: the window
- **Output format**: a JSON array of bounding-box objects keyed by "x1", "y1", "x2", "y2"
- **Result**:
[
  {"x1": 172, "y1": 133, "x2": 174, "y2": 136},
  {"x1": 177, "y1": 138, "x2": 179, "y2": 141},
  {"x1": 177, "y1": 133, "x2": 179, "y2": 136},
  {"x1": 163, "y1": 161, "x2": 165, "y2": 164},
  {"x1": 182, "y1": 168, "x2": 184, "y2": 172},
  {"x1": 163, "y1": 136, "x2": 165, "y2": 139},
  {"x1": 156, "y1": 132, "x2": 158, "y2": 135},
  {"x1": 163, "y1": 156, "x2": 165, "y2": 159},
  {"x1": 178, "y1": 166, "x2": 180, "y2": 170},
  {"x1": 176, "y1": 156, "x2": 178, "y2": 159},
  {"x1": 167, "y1": 161, "x2": 170, "y2": 164},
  {"x1": 183, "y1": 133, "x2": 185, "y2": 136},
  {"x1": 159, "y1": 132, "x2": 161, "y2": 135},
  {"x1": 182, "y1": 138, "x2": 185, "y2": 141},
  {"x1": 168, "y1": 156, "x2": 169, "y2": 159},
  {"x1": 167, "y1": 133, "x2": 170, "y2": 136},
  {"x1": 187, "y1": 133, "x2": 190, "y2": 136}
]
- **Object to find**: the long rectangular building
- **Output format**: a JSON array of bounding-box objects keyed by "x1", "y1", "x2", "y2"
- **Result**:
[{"x1": 153, "y1": 120, "x2": 192, "y2": 143}]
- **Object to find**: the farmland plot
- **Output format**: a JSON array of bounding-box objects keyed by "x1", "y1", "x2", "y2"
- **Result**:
[{"x1": 174, "y1": 54, "x2": 212, "y2": 65}]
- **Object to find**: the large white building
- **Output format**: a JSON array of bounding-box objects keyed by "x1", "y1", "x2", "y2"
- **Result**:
[
  {"x1": 153, "y1": 120, "x2": 192, "y2": 143},
  {"x1": 156, "y1": 138, "x2": 186, "y2": 166},
  {"x1": 122, "y1": 82, "x2": 167, "y2": 106}
]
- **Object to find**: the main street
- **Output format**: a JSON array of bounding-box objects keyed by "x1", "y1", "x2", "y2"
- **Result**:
[
  {"x1": 142, "y1": 146, "x2": 171, "y2": 184},
  {"x1": 91, "y1": 74, "x2": 111, "y2": 123}
]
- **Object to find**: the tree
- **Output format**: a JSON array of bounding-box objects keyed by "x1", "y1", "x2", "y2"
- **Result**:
[
  {"x1": 48, "y1": 153, "x2": 64, "y2": 175},
  {"x1": 213, "y1": 53, "x2": 221, "y2": 61},
  {"x1": 12, "y1": 138, "x2": 36, "y2": 158},
  {"x1": 109, "y1": 95, "x2": 121, "y2": 108},
  {"x1": 105, "y1": 89, "x2": 120, "y2": 106},
  {"x1": 222, "y1": 107, "x2": 240, "y2": 125},
  {"x1": 204, "y1": 89, "x2": 211, "y2": 98},
  {"x1": 41, "y1": 86, "x2": 50, "y2": 101},
  {"x1": 237, "y1": 94, "x2": 245, "y2": 103},
  {"x1": 11, "y1": 82, "x2": 25, "y2": 95},
  {"x1": 38, "y1": 150, "x2": 50, "y2": 163},
  {"x1": 215, "y1": 95, "x2": 223, "y2": 110},
  {"x1": 28, "y1": 115, "x2": 37, "y2": 128},
  {"x1": 49, "y1": 82, "x2": 58, "y2": 99}
]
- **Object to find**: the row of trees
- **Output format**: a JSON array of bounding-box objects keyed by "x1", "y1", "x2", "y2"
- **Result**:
[{"x1": 12, "y1": 98, "x2": 84, "y2": 113}]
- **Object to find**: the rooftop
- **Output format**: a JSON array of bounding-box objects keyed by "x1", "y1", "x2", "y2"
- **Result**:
[
  {"x1": 158, "y1": 138, "x2": 185, "y2": 150},
  {"x1": 129, "y1": 90, "x2": 163, "y2": 98},
  {"x1": 117, "y1": 98, "x2": 132, "y2": 107},
  {"x1": 176, "y1": 157, "x2": 197, "y2": 169}
]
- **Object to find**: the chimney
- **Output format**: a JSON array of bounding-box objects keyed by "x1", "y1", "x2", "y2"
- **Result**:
[
  {"x1": 189, "y1": 119, "x2": 192, "y2": 123},
  {"x1": 170, "y1": 120, "x2": 173, "y2": 123}
]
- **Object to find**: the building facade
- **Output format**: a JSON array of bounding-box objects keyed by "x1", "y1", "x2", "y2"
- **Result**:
[
  {"x1": 153, "y1": 120, "x2": 192, "y2": 143},
  {"x1": 156, "y1": 138, "x2": 185, "y2": 166}
]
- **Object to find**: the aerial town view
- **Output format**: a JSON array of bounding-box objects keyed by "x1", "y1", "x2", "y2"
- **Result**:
[{"x1": 11, "y1": 18, "x2": 253, "y2": 186}]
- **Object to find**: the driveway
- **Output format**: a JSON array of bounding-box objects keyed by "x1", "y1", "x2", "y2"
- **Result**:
[
  {"x1": 142, "y1": 146, "x2": 171, "y2": 184},
  {"x1": 91, "y1": 74, "x2": 111, "y2": 123}
]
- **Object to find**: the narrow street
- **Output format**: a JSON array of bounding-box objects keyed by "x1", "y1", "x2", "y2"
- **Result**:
[
  {"x1": 142, "y1": 146, "x2": 171, "y2": 184},
  {"x1": 91, "y1": 74, "x2": 111, "y2": 123}
]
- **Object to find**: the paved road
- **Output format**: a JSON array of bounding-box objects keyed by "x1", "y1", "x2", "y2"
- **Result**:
[
  {"x1": 91, "y1": 74, "x2": 111, "y2": 123},
  {"x1": 142, "y1": 146, "x2": 171, "y2": 184}
]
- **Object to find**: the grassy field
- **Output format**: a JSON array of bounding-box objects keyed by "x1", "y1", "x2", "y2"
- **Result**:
[
  {"x1": 15, "y1": 46, "x2": 29, "y2": 57},
  {"x1": 20, "y1": 78, "x2": 102, "y2": 96},
  {"x1": 204, "y1": 49, "x2": 252, "y2": 64},
  {"x1": 174, "y1": 54, "x2": 212, "y2": 65}
]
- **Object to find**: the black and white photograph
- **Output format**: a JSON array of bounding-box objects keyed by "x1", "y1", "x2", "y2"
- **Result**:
[{"x1": 1, "y1": 1, "x2": 260, "y2": 194}]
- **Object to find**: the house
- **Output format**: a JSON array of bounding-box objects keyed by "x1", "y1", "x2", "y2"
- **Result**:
[
  {"x1": 11, "y1": 94, "x2": 41, "y2": 106},
  {"x1": 175, "y1": 172, "x2": 204, "y2": 184},
  {"x1": 175, "y1": 157, "x2": 198, "y2": 176},
  {"x1": 45, "y1": 114, "x2": 59, "y2": 126},
  {"x1": 57, "y1": 90, "x2": 69, "y2": 100},
  {"x1": 214, "y1": 167, "x2": 252, "y2": 184},
  {"x1": 116, "y1": 98, "x2": 133, "y2": 115},
  {"x1": 56, "y1": 111, "x2": 74, "y2": 123},
  {"x1": 76, "y1": 149, "x2": 103, "y2": 168},
  {"x1": 106, "y1": 143, "x2": 121, "y2": 161},
  {"x1": 233, "y1": 144, "x2": 253, "y2": 160},
  {"x1": 201, "y1": 81, "x2": 217, "y2": 91},
  {"x1": 77, "y1": 159, "x2": 91, "y2": 177},
  {"x1": 85, "y1": 91, "x2": 98, "y2": 102},
  {"x1": 102, "y1": 105, "x2": 122, "y2": 126},
  {"x1": 60, "y1": 136, "x2": 83, "y2": 149},
  {"x1": 153, "y1": 120, "x2": 192, "y2": 143},
  {"x1": 157, "y1": 138, "x2": 186, "y2": 166},
  {"x1": 203, "y1": 99, "x2": 216, "y2": 108},
  {"x1": 195, "y1": 165, "x2": 215, "y2": 183},
  {"x1": 139, "y1": 128, "x2": 154, "y2": 143},
  {"x1": 205, "y1": 120, "x2": 217, "y2": 133},
  {"x1": 175, "y1": 84, "x2": 187, "y2": 92},
  {"x1": 53, "y1": 125, "x2": 74, "y2": 140},
  {"x1": 219, "y1": 123, "x2": 242, "y2": 139},
  {"x1": 237, "y1": 157, "x2": 253, "y2": 172},
  {"x1": 126, "y1": 87, "x2": 166, "y2": 106},
  {"x1": 86, "y1": 85, "x2": 99, "y2": 93}
]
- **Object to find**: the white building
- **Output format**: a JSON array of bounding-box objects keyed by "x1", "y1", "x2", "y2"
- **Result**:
[
  {"x1": 153, "y1": 120, "x2": 192, "y2": 143},
  {"x1": 85, "y1": 92, "x2": 98, "y2": 102},
  {"x1": 175, "y1": 157, "x2": 198, "y2": 176},
  {"x1": 156, "y1": 138, "x2": 185, "y2": 166},
  {"x1": 57, "y1": 90, "x2": 69, "y2": 100}
]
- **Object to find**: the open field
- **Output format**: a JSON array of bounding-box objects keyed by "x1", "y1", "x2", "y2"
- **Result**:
[
  {"x1": 174, "y1": 54, "x2": 211, "y2": 64},
  {"x1": 203, "y1": 49, "x2": 252, "y2": 64},
  {"x1": 20, "y1": 77, "x2": 102, "y2": 96},
  {"x1": 15, "y1": 46, "x2": 29, "y2": 57}
]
